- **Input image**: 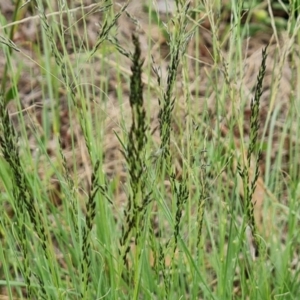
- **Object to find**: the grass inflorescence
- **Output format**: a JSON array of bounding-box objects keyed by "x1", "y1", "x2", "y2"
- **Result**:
[
  {"x1": 237, "y1": 45, "x2": 268, "y2": 258},
  {"x1": 0, "y1": 93, "x2": 49, "y2": 299},
  {"x1": 118, "y1": 34, "x2": 152, "y2": 279}
]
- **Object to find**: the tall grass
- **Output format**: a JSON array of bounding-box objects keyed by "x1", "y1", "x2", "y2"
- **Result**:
[{"x1": 0, "y1": 0, "x2": 300, "y2": 299}]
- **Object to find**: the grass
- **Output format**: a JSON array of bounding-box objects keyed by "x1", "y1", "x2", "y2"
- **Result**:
[{"x1": 0, "y1": 0, "x2": 300, "y2": 299}]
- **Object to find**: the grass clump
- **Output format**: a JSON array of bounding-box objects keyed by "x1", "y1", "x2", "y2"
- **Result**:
[{"x1": 0, "y1": 0, "x2": 300, "y2": 299}]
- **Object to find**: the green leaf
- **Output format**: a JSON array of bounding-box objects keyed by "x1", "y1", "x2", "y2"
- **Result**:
[{"x1": 4, "y1": 86, "x2": 17, "y2": 106}]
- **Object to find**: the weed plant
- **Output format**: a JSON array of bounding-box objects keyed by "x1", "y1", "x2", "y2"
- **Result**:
[{"x1": 1, "y1": 0, "x2": 300, "y2": 299}]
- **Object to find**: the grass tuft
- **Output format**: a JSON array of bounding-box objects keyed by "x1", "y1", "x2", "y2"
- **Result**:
[{"x1": 0, "y1": 1, "x2": 299, "y2": 299}]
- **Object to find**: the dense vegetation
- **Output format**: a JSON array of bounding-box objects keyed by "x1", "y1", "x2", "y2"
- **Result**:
[{"x1": 0, "y1": 0, "x2": 300, "y2": 299}]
